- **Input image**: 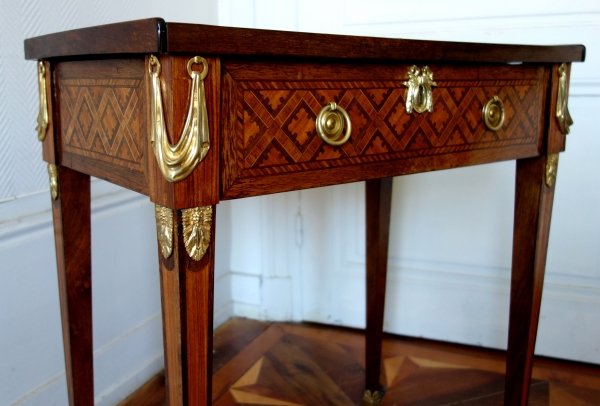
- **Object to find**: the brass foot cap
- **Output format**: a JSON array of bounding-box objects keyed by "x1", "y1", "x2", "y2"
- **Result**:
[{"x1": 363, "y1": 390, "x2": 382, "y2": 406}]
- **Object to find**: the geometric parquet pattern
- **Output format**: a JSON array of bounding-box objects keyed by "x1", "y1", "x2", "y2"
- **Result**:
[
  {"x1": 120, "y1": 319, "x2": 600, "y2": 406},
  {"x1": 60, "y1": 77, "x2": 146, "y2": 171},
  {"x1": 217, "y1": 324, "x2": 600, "y2": 406},
  {"x1": 239, "y1": 80, "x2": 542, "y2": 178},
  {"x1": 217, "y1": 329, "x2": 543, "y2": 406}
]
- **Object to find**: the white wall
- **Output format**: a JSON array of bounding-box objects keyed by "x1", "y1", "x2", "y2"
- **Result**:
[
  {"x1": 218, "y1": 0, "x2": 600, "y2": 365},
  {"x1": 0, "y1": 1, "x2": 223, "y2": 405}
]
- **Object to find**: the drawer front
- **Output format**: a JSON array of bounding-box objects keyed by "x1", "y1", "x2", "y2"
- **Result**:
[{"x1": 222, "y1": 61, "x2": 546, "y2": 199}]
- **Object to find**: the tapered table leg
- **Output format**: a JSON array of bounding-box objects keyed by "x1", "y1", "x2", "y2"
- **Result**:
[
  {"x1": 156, "y1": 205, "x2": 215, "y2": 405},
  {"x1": 504, "y1": 155, "x2": 557, "y2": 405},
  {"x1": 51, "y1": 165, "x2": 93, "y2": 405},
  {"x1": 364, "y1": 178, "x2": 393, "y2": 404}
]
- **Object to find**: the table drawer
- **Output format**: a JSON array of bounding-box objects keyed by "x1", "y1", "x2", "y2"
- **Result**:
[{"x1": 221, "y1": 60, "x2": 546, "y2": 199}]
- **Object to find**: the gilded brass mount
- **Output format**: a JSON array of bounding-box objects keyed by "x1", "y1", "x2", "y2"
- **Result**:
[
  {"x1": 482, "y1": 96, "x2": 505, "y2": 131},
  {"x1": 546, "y1": 154, "x2": 559, "y2": 188},
  {"x1": 154, "y1": 205, "x2": 213, "y2": 261},
  {"x1": 36, "y1": 61, "x2": 49, "y2": 141},
  {"x1": 363, "y1": 390, "x2": 382, "y2": 406},
  {"x1": 556, "y1": 63, "x2": 573, "y2": 135},
  {"x1": 403, "y1": 66, "x2": 436, "y2": 114},
  {"x1": 47, "y1": 164, "x2": 59, "y2": 200},
  {"x1": 182, "y1": 206, "x2": 213, "y2": 261},
  {"x1": 155, "y1": 205, "x2": 174, "y2": 259},
  {"x1": 316, "y1": 102, "x2": 352, "y2": 146},
  {"x1": 148, "y1": 55, "x2": 210, "y2": 183}
]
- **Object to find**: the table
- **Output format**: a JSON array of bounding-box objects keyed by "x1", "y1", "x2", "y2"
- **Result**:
[{"x1": 25, "y1": 18, "x2": 584, "y2": 406}]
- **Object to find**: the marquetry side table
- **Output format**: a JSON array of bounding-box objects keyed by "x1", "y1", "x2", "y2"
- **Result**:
[{"x1": 25, "y1": 18, "x2": 583, "y2": 406}]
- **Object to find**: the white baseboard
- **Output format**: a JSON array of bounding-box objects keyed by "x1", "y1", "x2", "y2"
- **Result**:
[
  {"x1": 95, "y1": 352, "x2": 164, "y2": 406},
  {"x1": 322, "y1": 256, "x2": 600, "y2": 364},
  {"x1": 6, "y1": 308, "x2": 164, "y2": 406},
  {"x1": 233, "y1": 302, "x2": 262, "y2": 320},
  {"x1": 214, "y1": 301, "x2": 235, "y2": 329},
  {"x1": 7, "y1": 372, "x2": 67, "y2": 406}
]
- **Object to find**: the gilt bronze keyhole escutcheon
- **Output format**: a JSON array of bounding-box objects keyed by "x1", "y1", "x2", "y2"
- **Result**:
[{"x1": 403, "y1": 65, "x2": 437, "y2": 114}]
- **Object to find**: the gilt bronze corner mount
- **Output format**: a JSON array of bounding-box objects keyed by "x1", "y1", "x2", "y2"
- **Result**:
[
  {"x1": 36, "y1": 61, "x2": 48, "y2": 141},
  {"x1": 556, "y1": 63, "x2": 573, "y2": 135},
  {"x1": 148, "y1": 55, "x2": 210, "y2": 183}
]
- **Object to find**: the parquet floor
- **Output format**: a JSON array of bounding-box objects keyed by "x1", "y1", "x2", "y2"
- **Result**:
[{"x1": 121, "y1": 318, "x2": 600, "y2": 406}]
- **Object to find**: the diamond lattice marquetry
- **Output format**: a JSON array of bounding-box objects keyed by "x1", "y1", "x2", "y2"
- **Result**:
[
  {"x1": 384, "y1": 93, "x2": 415, "y2": 139},
  {"x1": 114, "y1": 87, "x2": 134, "y2": 112},
  {"x1": 501, "y1": 91, "x2": 518, "y2": 133},
  {"x1": 88, "y1": 86, "x2": 104, "y2": 106},
  {"x1": 91, "y1": 129, "x2": 108, "y2": 154},
  {"x1": 511, "y1": 85, "x2": 539, "y2": 130},
  {"x1": 364, "y1": 130, "x2": 394, "y2": 155},
  {"x1": 76, "y1": 98, "x2": 94, "y2": 142},
  {"x1": 255, "y1": 139, "x2": 295, "y2": 167},
  {"x1": 312, "y1": 89, "x2": 345, "y2": 106},
  {"x1": 424, "y1": 95, "x2": 453, "y2": 141},
  {"x1": 406, "y1": 129, "x2": 434, "y2": 151},
  {"x1": 447, "y1": 86, "x2": 469, "y2": 108},
  {"x1": 238, "y1": 80, "x2": 542, "y2": 176},
  {"x1": 512, "y1": 121, "x2": 530, "y2": 141},
  {"x1": 61, "y1": 78, "x2": 145, "y2": 170},
  {"x1": 460, "y1": 91, "x2": 485, "y2": 137},
  {"x1": 243, "y1": 104, "x2": 269, "y2": 153},
  {"x1": 445, "y1": 123, "x2": 470, "y2": 146},
  {"x1": 281, "y1": 100, "x2": 318, "y2": 154},
  {"x1": 100, "y1": 97, "x2": 121, "y2": 148},
  {"x1": 344, "y1": 98, "x2": 373, "y2": 149},
  {"x1": 254, "y1": 89, "x2": 295, "y2": 117},
  {"x1": 313, "y1": 143, "x2": 349, "y2": 161},
  {"x1": 364, "y1": 88, "x2": 394, "y2": 112}
]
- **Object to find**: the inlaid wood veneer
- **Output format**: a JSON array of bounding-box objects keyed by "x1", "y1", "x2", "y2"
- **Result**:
[
  {"x1": 57, "y1": 58, "x2": 149, "y2": 194},
  {"x1": 221, "y1": 62, "x2": 546, "y2": 199}
]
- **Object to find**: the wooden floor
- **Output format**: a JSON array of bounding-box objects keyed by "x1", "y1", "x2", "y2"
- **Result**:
[{"x1": 121, "y1": 318, "x2": 600, "y2": 406}]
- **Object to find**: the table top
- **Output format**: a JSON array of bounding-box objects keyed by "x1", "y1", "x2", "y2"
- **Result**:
[{"x1": 25, "y1": 18, "x2": 585, "y2": 63}]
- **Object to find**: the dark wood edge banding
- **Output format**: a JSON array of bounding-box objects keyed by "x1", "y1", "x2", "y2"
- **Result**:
[
  {"x1": 25, "y1": 18, "x2": 584, "y2": 63},
  {"x1": 221, "y1": 144, "x2": 540, "y2": 200},
  {"x1": 24, "y1": 18, "x2": 165, "y2": 60},
  {"x1": 166, "y1": 23, "x2": 585, "y2": 63}
]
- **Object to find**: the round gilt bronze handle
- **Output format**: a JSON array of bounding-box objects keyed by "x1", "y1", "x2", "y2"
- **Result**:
[
  {"x1": 316, "y1": 102, "x2": 352, "y2": 146},
  {"x1": 482, "y1": 96, "x2": 505, "y2": 131}
]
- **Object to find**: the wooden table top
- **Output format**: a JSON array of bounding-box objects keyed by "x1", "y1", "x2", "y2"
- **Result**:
[{"x1": 24, "y1": 18, "x2": 585, "y2": 63}]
